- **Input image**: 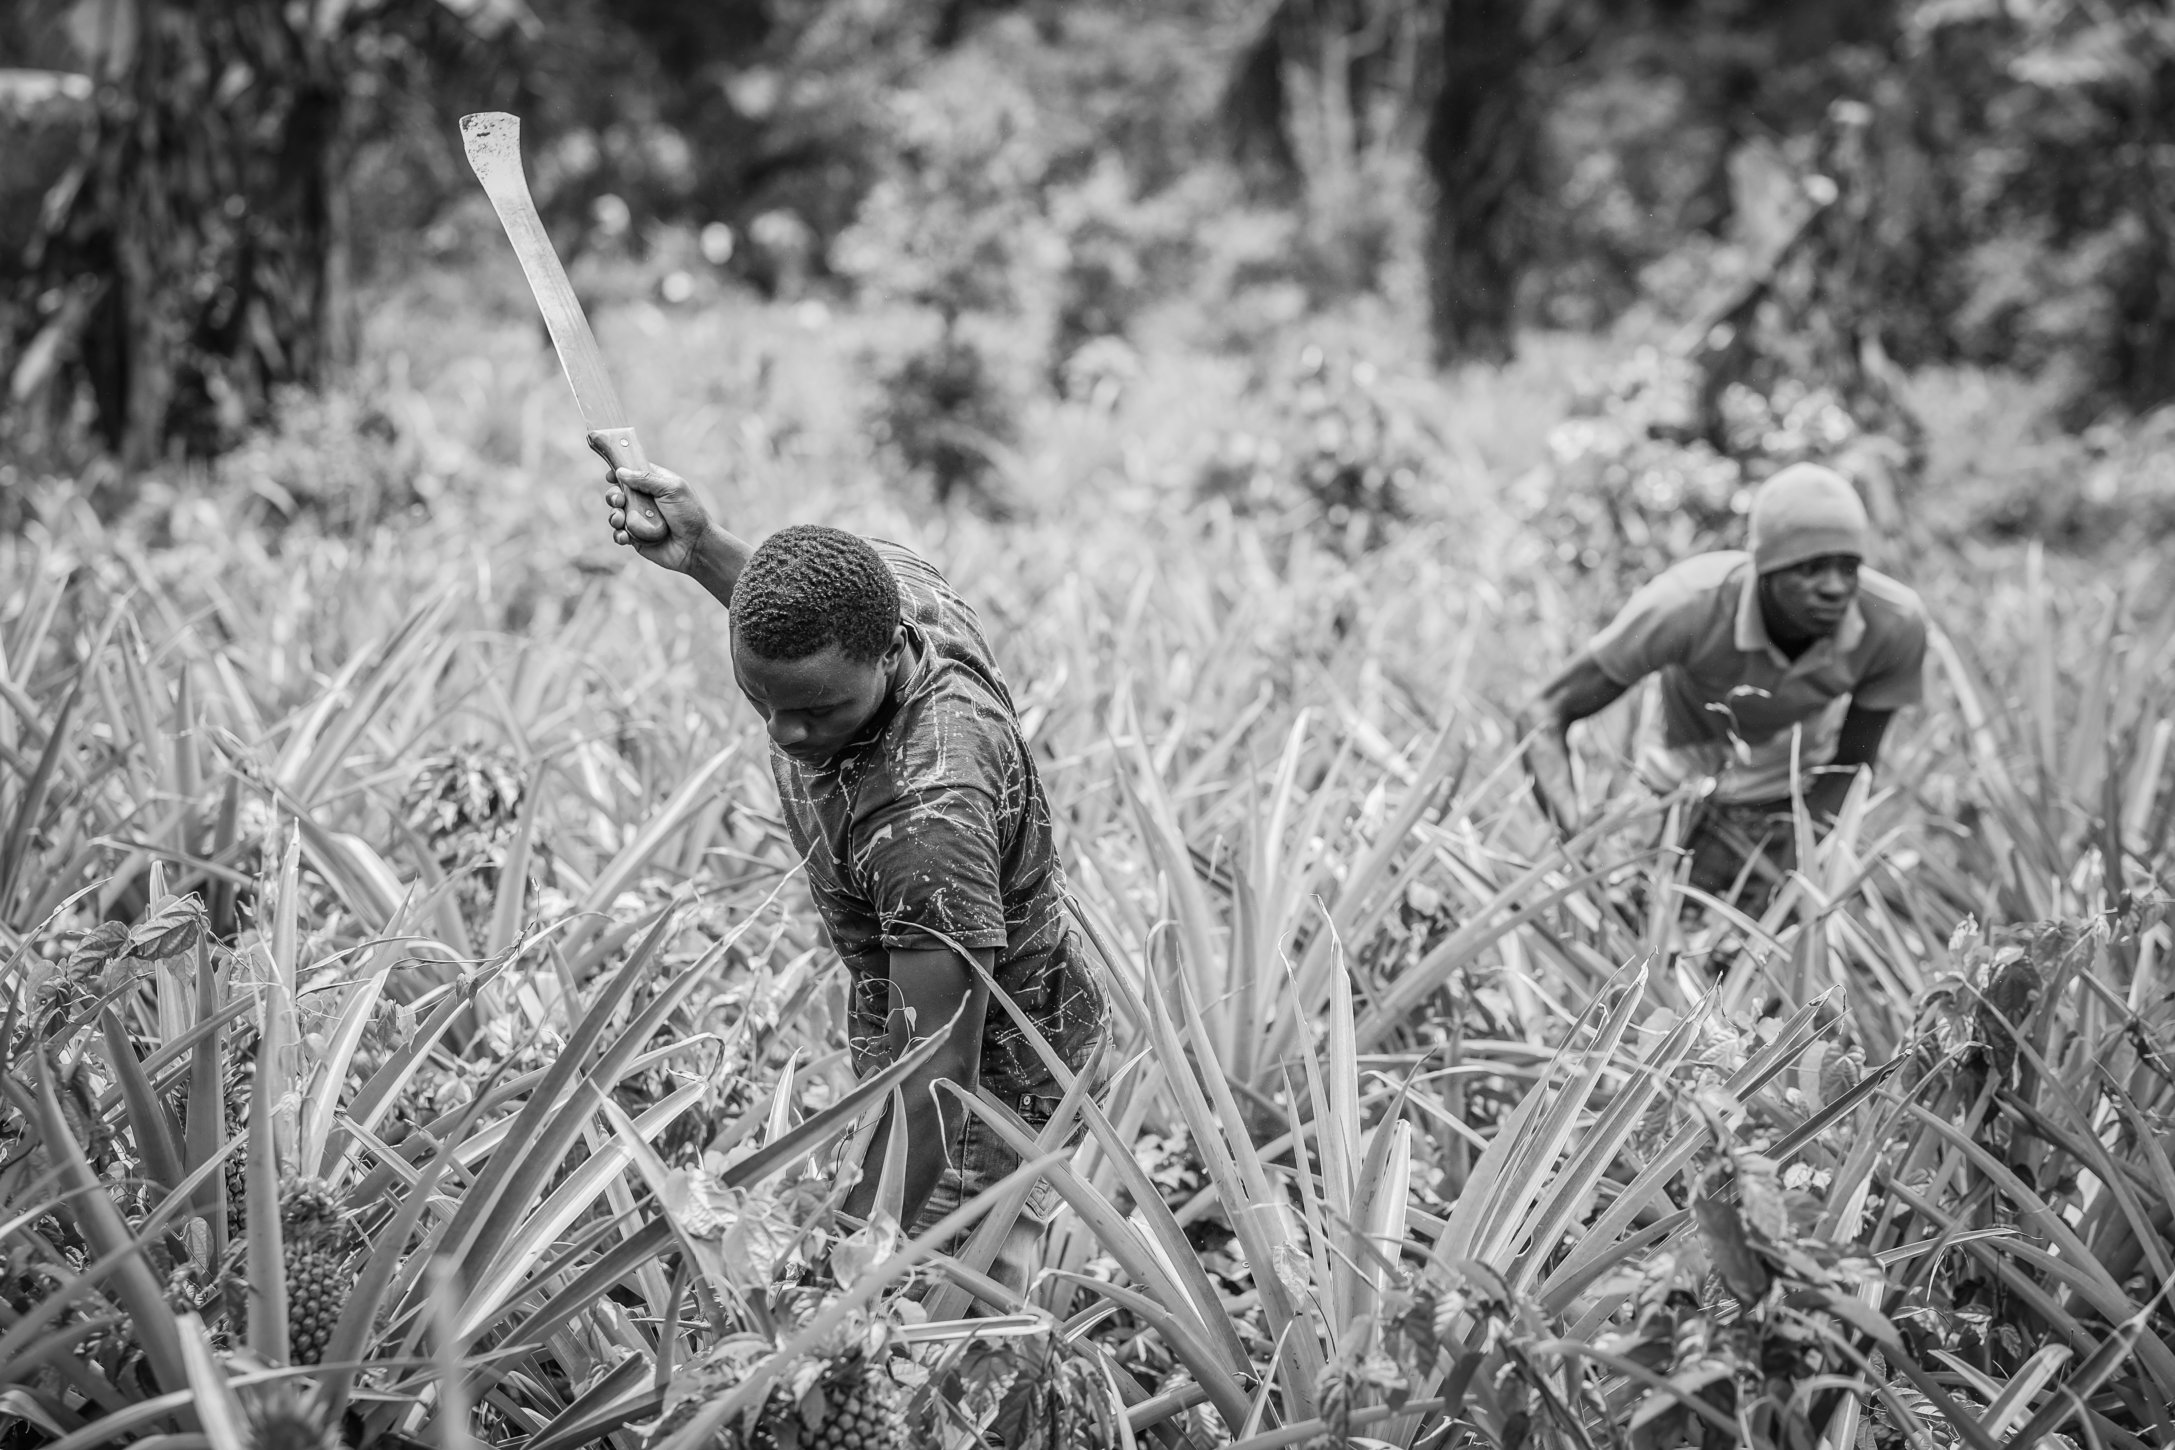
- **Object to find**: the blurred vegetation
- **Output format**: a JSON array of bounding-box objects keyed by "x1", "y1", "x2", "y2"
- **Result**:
[{"x1": 4, "y1": 0, "x2": 2175, "y2": 482}]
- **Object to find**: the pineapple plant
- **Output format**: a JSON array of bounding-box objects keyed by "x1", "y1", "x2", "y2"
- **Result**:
[
  {"x1": 279, "y1": 1176, "x2": 357, "y2": 1366},
  {"x1": 651, "y1": 1333, "x2": 782, "y2": 1449},
  {"x1": 788, "y1": 1352, "x2": 904, "y2": 1450},
  {"x1": 652, "y1": 1334, "x2": 906, "y2": 1450},
  {"x1": 241, "y1": 1381, "x2": 344, "y2": 1450},
  {"x1": 222, "y1": 1044, "x2": 256, "y2": 1213},
  {"x1": 402, "y1": 746, "x2": 551, "y2": 932}
]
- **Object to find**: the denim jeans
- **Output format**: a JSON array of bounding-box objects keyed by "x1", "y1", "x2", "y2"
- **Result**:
[
  {"x1": 909, "y1": 1090, "x2": 1069, "y2": 1297},
  {"x1": 1681, "y1": 797, "x2": 1800, "y2": 915}
]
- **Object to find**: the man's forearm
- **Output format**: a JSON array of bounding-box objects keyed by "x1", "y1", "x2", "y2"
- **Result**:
[
  {"x1": 1520, "y1": 715, "x2": 1582, "y2": 836},
  {"x1": 1810, "y1": 708, "x2": 1892, "y2": 822},
  {"x1": 686, "y1": 523, "x2": 754, "y2": 610},
  {"x1": 1803, "y1": 762, "x2": 1863, "y2": 821},
  {"x1": 841, "y1": 1062, "x2": 970, "y2": 1226}
]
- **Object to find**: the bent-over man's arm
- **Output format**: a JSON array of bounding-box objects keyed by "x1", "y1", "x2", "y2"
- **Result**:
[
  {"x1": 1520, "y1": 565, "x2": 1706, "y2": 839},
  {"x1": 1516, "y1": 650, "x2": 1632, "y2": 838},
  {"x1": 842, "y1": 943, "x2": 993, "y2": 1226},
  {"x1": 1803, "y1": 594, "x2": 1924, "y2": 821}
]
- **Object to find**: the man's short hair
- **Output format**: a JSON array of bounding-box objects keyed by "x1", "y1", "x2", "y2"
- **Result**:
[{"x1": 731, "y1": 525, "x2": 901, "y2": 663}]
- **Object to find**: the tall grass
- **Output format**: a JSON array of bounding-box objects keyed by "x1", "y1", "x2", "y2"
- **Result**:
[{"x1": 1, "y1": 267, "x2": 2171, "y2": 1448}]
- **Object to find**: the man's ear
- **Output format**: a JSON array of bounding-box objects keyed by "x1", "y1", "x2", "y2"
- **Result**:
[{"x1": 885, "y1": 624, "x2": 910, "y2": 667}]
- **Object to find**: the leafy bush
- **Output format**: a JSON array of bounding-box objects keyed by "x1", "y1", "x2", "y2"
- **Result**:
[
  {"x1": 1893, "y1": 0, "x2": 2175, "y2": 417},
  {"x1": 831, "y1": 56, "x2": 1052, "y2": 327},
  {"x1": 1045, "y1": 159, "x2": 1191, "y2": 395},
  {"x1": 867, "y1": 328, "x2": 1020, "y2": 513},
  {"x1": 214, "y1": 385, "x2": 431, "y2": 538},
  {"x1": 1195, "y1": 344, "x2": 1446, "y2": 554},
  {"x1": 1954, "y1": 408, "x2": 2175, "y2": 549},
  {"x1": 1510, "y1": 346, "x2": 1746, "y2": 593}
]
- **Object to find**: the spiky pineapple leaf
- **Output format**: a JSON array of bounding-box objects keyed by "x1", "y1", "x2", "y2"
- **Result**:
[
  {"x1": 246, "y1": 995, "x2": 290, "y2": 1365},
  {"x1": 100, "y1": 1008, "x2": 185, "y2": 1191},
  {"x1": 19, "y1": 1056, "x2": 188, "y2": 1393}
]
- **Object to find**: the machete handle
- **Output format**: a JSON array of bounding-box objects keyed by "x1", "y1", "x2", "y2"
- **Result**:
[{"x1": 588, "y1": 426, "x2": 669, "y2": 544}]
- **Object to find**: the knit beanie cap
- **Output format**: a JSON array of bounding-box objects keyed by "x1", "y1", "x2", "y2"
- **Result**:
[{"x1": 1748, "y1": 464, "x2": 1870, "y2": 574}]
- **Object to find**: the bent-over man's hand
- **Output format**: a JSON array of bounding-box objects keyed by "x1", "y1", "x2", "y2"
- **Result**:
[
  {"x1": 1522, "y1": 736, "x2": 1587, "y2": 842},
  {"x1": 1518, "y1": 650, "x2": 1631, "y2": 844}
]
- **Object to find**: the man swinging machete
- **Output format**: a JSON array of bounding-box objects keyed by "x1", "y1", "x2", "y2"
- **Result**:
[
  {"x1": 600, "y1": 460, "x2": 1108, "y2": 1293},
  {"x1": 460, "y1": 108, "x2": 1103, "y2": 1294}
]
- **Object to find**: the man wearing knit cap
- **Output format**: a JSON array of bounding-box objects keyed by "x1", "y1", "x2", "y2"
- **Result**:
[{"x1": 1517, "y1": 463, "x2": 1929, "y2": 908}]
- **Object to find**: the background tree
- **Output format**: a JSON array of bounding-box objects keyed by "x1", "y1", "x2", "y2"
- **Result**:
[
  {"x1": 8, "y1": 0, "x2": 2175, "y2": 479},
  {"x1": 1419, "y1": 0, "x2": 1531, "y2": 364},
  {"x1": 2, "y1": 0, "x2": 525, "y2": 468},
  {"x1": 1220, "y1": 0, "x2": 1445, "y2": 300},
  {"x1": 1893, "y1": 0, "x2": 2175, "y2": 421}
]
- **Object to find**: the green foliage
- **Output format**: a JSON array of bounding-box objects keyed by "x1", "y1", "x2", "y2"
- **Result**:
[
  {"x1": 1196, "y1": 345, "x2": 1445, "y2": 555},
  {"x1": 0, "y1": 0, "x2": 527, "y2": 469},
  {"x1": 1511, "y1": 346, "x2": 1747, "y2": 592},
  {"x1": 832, "y1": 50, "x2": 1052, "y2": 323},
  {"x1": 1906, "y1": 0, "x2": 2175, "y2": 416},
  {"x1": 20, "y1": 0, "x2": 2175, "y2": 499},
  {"x1": 1045, "y1": 159, "x2": 1185, "y2": 388},
  {"x1": 1924, "y1": 403, "x2": 2175, "y2": 550},
  {"x1": 213, "y1": 385, "x2": 431, "y2": 538},
  {"x1": 867, "y1": 326, "x2": 1020, "y2": 511}
]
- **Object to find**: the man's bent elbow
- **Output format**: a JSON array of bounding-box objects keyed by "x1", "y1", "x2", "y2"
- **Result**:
[{"x1": 923, "y1": 1041, "x2": 980, "y2": 1092}]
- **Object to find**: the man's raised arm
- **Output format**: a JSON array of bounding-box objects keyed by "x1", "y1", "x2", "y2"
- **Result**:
[
  {"x1": 594, "y1": 441, "x2": 755, "y2": 611},
  {"x1": 1516, "y1": 650, "x2": 1632, "y2": 839}
]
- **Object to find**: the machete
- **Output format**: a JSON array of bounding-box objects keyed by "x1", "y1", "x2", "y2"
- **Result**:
[{"x1": 460, "y1": 110, "x2": 667, "y2": 543}]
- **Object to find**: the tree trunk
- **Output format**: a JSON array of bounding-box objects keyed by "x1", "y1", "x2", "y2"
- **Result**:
[
  {"x1": 1421, "y1": 0, "x2": 1532, "y2": 366},
  {"x1": 15, "y1": 0, "x2": 357, "y2": 467},
  {"x1": 1219, "y1": 0, "x2": 1306, "y2": 189}
]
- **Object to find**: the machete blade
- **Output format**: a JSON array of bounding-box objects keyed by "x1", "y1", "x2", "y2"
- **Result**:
[{"x1": 460, "y1": 110, "x2": 665, "y2": 541}]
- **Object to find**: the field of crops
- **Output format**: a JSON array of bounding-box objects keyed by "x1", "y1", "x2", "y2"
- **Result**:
[{"x1": 3, "y1": 261, "x2": 2174, "y2": 1450}]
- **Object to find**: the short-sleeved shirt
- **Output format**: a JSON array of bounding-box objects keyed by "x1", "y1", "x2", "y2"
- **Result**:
[
  {"x1": 770, "y1": 543, "x2": 1105, "y2": 1098},
  {"x1": 1587, "y1": 551, "x2": 1928, "y2": 804}
]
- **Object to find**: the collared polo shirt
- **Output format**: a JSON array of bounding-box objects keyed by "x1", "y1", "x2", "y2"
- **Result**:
[{"x1": 1587, "y1": 550, "x2": 1928, "y2": 804}]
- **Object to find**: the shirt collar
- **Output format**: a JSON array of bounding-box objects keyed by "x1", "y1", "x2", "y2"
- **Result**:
[{"x1": 1734, "y1": 563, "x2": 1865, "y2": 668}]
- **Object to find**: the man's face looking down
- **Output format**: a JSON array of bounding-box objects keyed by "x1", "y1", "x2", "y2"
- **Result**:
[
  {"x1": 731, "y1": 627, "x2": 908, "y2": 764},
  {"x1": 1760, "y1": 554, "x2": 1861, "y2": 643}
]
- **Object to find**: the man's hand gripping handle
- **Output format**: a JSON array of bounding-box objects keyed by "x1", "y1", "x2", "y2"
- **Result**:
[{"x1": 587, "y1": 428, "x2": 667, "y2": 544}]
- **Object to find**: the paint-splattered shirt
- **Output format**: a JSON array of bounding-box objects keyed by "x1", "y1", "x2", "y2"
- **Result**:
[{"x1": 770, "y1": 543, "x2": 1106, "y2": 1098}]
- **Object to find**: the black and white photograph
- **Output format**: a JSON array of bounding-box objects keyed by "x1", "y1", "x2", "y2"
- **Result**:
[{"x1": 2, "y1": 1, "x2": 2172, "y2": 1446}]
